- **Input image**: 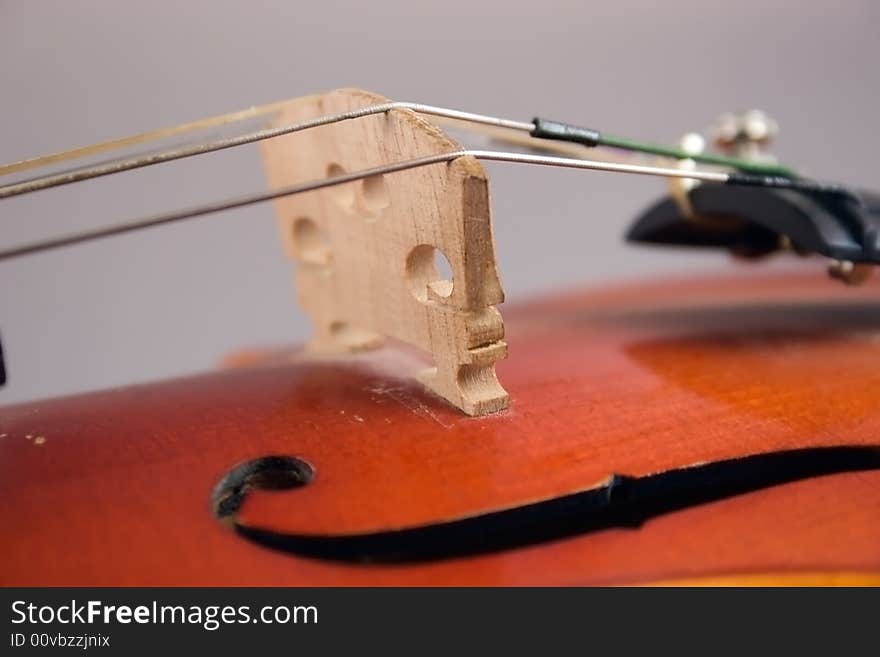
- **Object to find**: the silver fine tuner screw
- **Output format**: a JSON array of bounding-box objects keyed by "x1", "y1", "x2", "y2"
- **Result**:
[{"x1": 712, "y1": 110, "x2": 779, "y2": 159}]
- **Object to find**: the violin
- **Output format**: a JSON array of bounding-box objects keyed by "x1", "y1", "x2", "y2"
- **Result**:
[{"x1": 2, "y1": 88, "x2": 879, "y2": 586}]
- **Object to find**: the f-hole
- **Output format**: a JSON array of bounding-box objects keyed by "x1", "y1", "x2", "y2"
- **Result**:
[{"x1": 212, "y1": 455, "x2": 314, "y2": 522}]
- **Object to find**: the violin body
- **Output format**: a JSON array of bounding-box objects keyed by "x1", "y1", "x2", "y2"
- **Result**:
[{"x1": 3, "y1": 268, "x2": 879, "y2": 586}]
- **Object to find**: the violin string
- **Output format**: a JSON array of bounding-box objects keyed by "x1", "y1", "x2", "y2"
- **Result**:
[
  {"x1": 0, "y1": 103, "x2": 533, "y2": 200},
  {"x1": 0, "y1": 99, "x2": 795, "y2": 201},
  {"x1": 0, "y1": 98, "x2": 296, "y2": 178},
  {"x1": 0, "y1": 148, "x2": 844, "y2": 263}
]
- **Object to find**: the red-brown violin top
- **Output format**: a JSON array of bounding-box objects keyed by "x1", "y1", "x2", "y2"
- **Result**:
[{"x1": 3, "y1": 270, "x2": 880, "y2": 586}]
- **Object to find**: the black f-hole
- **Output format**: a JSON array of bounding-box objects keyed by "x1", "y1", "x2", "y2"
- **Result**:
[
  {"x1": 212, "y1": 455, "x2": 314, "y2": 522},
  {"x1": 212, "y1": 446, "x2": 880, "y2": 565}
]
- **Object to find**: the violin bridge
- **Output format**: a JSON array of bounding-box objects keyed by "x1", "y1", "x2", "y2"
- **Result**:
[{"x1": 259, "y1": 88, "x2": 509, "y2": 416}]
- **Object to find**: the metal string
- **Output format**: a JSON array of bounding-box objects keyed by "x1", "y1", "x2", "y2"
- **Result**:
[
  {"x1": 0, "y1": 149, "x2": 732, "y2": 262},
  {"x1": 0, "y1": 103, "x2": 533, "y2": 200}
]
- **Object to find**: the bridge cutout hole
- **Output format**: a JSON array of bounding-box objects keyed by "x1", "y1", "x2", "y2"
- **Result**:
[
  {"x1": 406, "y1": 245, "x2": 454, "y2": 302},
  {"x1": 291, "y1": 217, "x2": 331, "y2": 265},
  {"x1": 360, "y1": 174, "x2": 390, "y2": 215},
  {"x1": 326, "y1": 163, "x2": 355, "y2": 212},
  {"x1": 329, "y1": 321, "x2": 383, "y2": 351}
]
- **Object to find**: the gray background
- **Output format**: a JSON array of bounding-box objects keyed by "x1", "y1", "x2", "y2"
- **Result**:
[{"x1": 1, "y1": 0, "x2": 877, "y2": 405}]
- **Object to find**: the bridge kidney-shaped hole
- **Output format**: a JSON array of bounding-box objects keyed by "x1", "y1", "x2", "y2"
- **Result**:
[
  {"x1": 326, "y1": 163, "x2": 355, "y2": 212},
  {"x1": 360, "y1": 174, "x2": 390, "y2": 215},
  {"x1": 291, "y1": 217, "x2": 331, "y2": 265},
  {"x1": 406, "y1": 245, "x2": 454, "y2": 302}
]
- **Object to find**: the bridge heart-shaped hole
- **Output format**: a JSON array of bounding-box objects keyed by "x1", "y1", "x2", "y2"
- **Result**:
[
  {"x1": 291, "y1": 217, "x2": 331, "y2": 265},
  {"x1": 326, "y1": 163, "x2": 355, "y2": 212},
  {"x1": 406, "y1": 245, "x2": 454, "y2": 302},
  {"x1": 360, "y1": 174, "x2": 390, "y2": 215}
]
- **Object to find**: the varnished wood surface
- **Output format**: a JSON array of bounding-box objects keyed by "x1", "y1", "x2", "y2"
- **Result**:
[{"x1": 2, "y1": 269, "x2": 880, "y2": 585}]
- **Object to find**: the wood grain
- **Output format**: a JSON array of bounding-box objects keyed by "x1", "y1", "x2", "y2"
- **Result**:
[
  {"x1": 1, "y1": 270, "x2": 879, "y2": 585},
  {"x1": 260, "y1": 89, "x2": 508, "y2": 415}
]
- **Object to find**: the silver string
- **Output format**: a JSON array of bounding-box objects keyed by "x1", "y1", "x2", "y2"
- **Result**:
[
  {"x1": 0, "y1": 149, "x2": 729, "y2": 262},
  {"x1": 0, "y1": 103, "x2": 534, "y2": 200}
]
